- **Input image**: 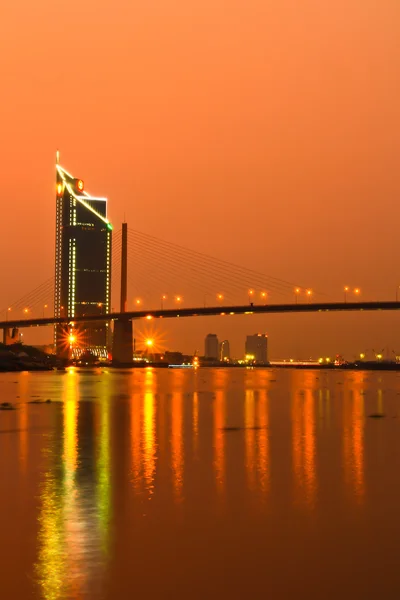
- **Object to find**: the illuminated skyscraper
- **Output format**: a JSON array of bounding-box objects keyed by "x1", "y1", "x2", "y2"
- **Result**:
[{"x1": 54, "y1": 154, "x2": 112, "y2": 358}]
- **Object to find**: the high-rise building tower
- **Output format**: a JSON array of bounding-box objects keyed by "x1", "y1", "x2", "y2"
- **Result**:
[
  {"x1": 245, "y1": 334, "x2": 268, "y2": 363},
  {"x1": 205, "y1": 333, "x2": 219, "y2": 359},
  {"x1": 220, "y1": 340, "x2": 230, "y2": 361},
  {"x1": 55, "y1": 155, "x2": 112, "y2": 358}
]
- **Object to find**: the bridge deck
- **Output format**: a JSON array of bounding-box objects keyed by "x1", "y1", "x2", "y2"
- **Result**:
[{"x1": 1, "y1": 301, "x2": 399, "y2": 329}]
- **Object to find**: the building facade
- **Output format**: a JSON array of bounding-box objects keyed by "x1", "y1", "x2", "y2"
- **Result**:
[
  {"x1": 220, "y1": 340, "x2": 230, "y2": 361},
  {"x1": 205, "y1": 333, "x2": 219, "y2": 359},
  {"x1": 245, "y1": 334, "x2": 268, "y2": 363},
  {"x1": 55, "y1": 157, "x2": 112, "y2": 358}
]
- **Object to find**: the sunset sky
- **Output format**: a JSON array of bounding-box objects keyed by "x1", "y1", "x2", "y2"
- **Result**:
[{"x1": 1, "y1": 0, "x2": 400, "y2": 358}]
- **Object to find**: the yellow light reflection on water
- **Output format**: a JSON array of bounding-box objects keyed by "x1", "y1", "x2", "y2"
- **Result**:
[
  {"x1": 143, "y1": 391, "x2": 156, "y2": 494},
  {"x1": 214, "y1": 390, "x2": 225, "y2": 494},
  {"x1": 291, "y1": 372, "x2": 317, "y2": 508},
  {"x1": 36, "y1": 371, "x2": 80, "y2": 600},
  {"x1": 171, "y1": 392, "x2": 184, "y2": 501},
  {"x1": 96, "y1": 393, "x2": 111, "y2": 552},
  {"x1": 192, "y1": 391, "x2": 199, "y2": 458},
  {"x1": 257, "y1": 389, "x2": 269, "y2": 495},
  {"x1": 303, "y1": 389, "x2": 316, "y2": 504},
  {"x1": 131, "y1": 392, "x2": 142, "y2": 490},
  {"x1": 343, "y1": 372, "x2": 365, "y2": 503},
  {"x1": 245, "y1": 389, "x2": 256, "y2": 492}
]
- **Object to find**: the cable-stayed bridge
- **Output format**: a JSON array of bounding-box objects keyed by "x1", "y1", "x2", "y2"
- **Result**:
[{"x1": 1, "y1": 226, "x2": 399, "y2": 361}]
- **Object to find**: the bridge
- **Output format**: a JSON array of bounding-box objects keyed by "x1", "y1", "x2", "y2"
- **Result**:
[
  {"x1": 1, "y1": 301, "x2": 400, "y2": 331},
  {"x1": 1, "y1": 163, "x2": 397, "y2": 362}
]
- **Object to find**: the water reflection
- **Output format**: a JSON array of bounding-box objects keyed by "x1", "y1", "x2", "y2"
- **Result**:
[
  {"x1": 130, "y1": 392, "x2": 142, "y2": 490},
  {"x1": 143, "y1": 391, "x2": 156, "y2": 494},
  {"x1": 291, "y1": 373, "x2": 317, "y2": 508},
  {"x1": 24, "y1": 367, "x2": 387, "y2": 598},
  {"x1": 343, "y1": 372, "x2": 365, "y2": 502},
  {"x1": 257, "y1": 389, "x2": 269, "y2": 495},
  {"x1": 192, "y1": 391, "x2": 199, "y2": 458},
  {"x1": 171, "y1": 392, "x2": 184, "y2": 501},
  {"x1": 214, "y1": 390, "x2": 225, "y2": 493},
  {"x1": 245, "y1": 389, "x2": 257, "y2": 492},
  {"x1": 36, "y1": 370, "x2": 111, "y2": 599}
]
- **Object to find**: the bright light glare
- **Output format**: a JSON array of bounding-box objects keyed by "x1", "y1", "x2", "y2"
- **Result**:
[
  {"x1": 146, "y1": 339, "x2": 153, "y2": 347},
  {"x1": 69, "y1": 335, "x2": 76, "y2": 344}
]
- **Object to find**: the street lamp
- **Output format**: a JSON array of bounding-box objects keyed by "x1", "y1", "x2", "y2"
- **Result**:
[
  {"x1": 161, "y1": 294, "x2": 167, "y2": 309},
  {"x1": 294, "y1": 288, "x2": 300, "y2": 304},
  {"x1": 248, "y1": 289, "x2": 254, "y2": 304},
  {"x1": 344, "y1": 286, "x2": 349, "y2": 303},
  {"x1": 6, "y1": 307, "x2": 11, "y2": 321},
  {"x1": 260, "y1": 291, "x2": 267, "y2": 303},
  {"x1": 354, "y1": 288, "x2": 360, "y2": 299},
  {"x1": 23, "y1": 308, "x2": 29, "y2": 315},
  {"x1": 175, "y1": 296, "x2": 182, "y2": 304},
  {"x1": 135, "y1": 299, "x2": 141, "y2": 306},
  {"x1": 306, "y1": 289, "x2": 312, "y2": 303},
  {"x1": 217, "y1": 293, "x2": 223, "y2": 302},
  {"x1": 43, "y1": 304, "x2": 48, "y2": 318}
]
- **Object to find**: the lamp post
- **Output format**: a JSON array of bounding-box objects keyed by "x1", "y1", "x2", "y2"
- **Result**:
[
  {"x1": 261, "y1": 291, "x2": 267, "y2": 304},
  {"x1": 161, "y1": 295, "x2": 167, "y2": 310},
  {"x1": 294, "y1": 288, "x2": 300, "y2": 304},
  {"x1": 248, "y1": 289, "x2": 254, "y2": 305},
  {"x1": 306, "y1": 289, "x2": 312, "y2": 303},
  {"x1": 344, "y1": 286, "x2": 349, "y2": 303}
]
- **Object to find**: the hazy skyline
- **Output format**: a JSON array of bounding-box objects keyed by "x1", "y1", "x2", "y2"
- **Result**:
[{"x1": 1, "y1": 0, "x2": 400, "y2": 357}]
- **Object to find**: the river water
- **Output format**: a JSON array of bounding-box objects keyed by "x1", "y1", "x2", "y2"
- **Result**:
[{"x1": 1, "y1": 367, "x2": 400, "y2": 599}]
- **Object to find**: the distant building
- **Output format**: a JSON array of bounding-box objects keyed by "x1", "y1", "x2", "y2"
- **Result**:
[
  {"x1": 205, "y1": 334, "x2": 219, "y2": 359},
  {"x1": 220, "y1": 340, "x2": 230, "y2": 361},
  {"x1": 245, "y1": 334, "x2": 268, "y2": 363},
  {"x1": 55, "y1": 155, "x2": 112, "y2": 359}
]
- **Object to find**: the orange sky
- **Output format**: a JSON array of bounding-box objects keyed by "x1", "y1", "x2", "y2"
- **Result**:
[{"x1": 1, "y1": 0, "x2": 400, "y2": 358}]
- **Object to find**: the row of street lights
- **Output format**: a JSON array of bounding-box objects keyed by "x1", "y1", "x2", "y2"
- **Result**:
[
  {"x1": 9, "y1": 285, "x2": 400, "y2": 320},
  {"x1": 343, "y1": 286, "x2": 360, "y2": 302},
  {"x1": 4, "y1": 304, "x2": 49, "y2": 320}
]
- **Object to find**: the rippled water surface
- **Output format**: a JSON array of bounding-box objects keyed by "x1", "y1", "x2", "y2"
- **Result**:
[{"x1": 1, "y1": 367, "x2": 400, "y2": 599}]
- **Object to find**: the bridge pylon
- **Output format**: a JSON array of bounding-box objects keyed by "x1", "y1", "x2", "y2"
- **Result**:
[
  {"x1": 2, "y1": 327, "x2": 19, "y2": 345},
  {"x1": 112, "y1": 222, "x2": 133, "y2": 365}
]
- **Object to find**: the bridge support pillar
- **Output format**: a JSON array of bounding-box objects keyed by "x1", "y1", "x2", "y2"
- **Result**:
[
  {"x1": 112, "y1": 319, "x2": 133, "y2": 365},
  {"x1": 2, "y1": 327, "x2": 19, "y2": 345}
]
